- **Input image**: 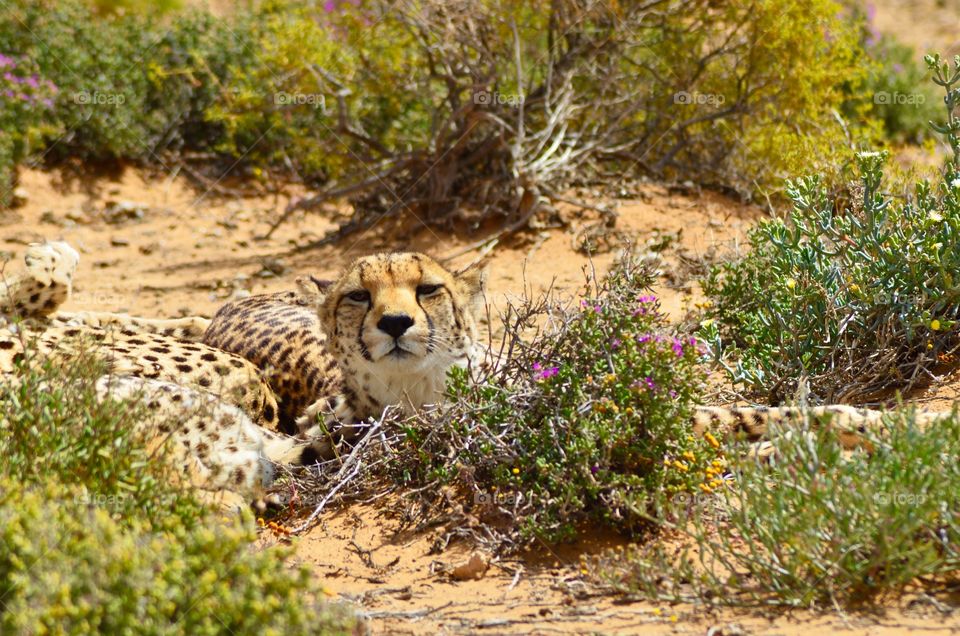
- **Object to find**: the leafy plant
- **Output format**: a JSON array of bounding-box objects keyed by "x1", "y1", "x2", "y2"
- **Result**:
[
  {"x1": 0, "y1": 479, "x2": 358, "y2": 635},
  {"x1": 588, "y1": 408, "x2": 960, "y2": 606},
  {"x1": 700, "y1": 54, "x2": 960, "y2": 403},
  {"x1": 0, "y1": 352, "x2": 204, "y2": 530},
  {"x1": 0, "y1": 53, "x2": 59, "y2": 203}
]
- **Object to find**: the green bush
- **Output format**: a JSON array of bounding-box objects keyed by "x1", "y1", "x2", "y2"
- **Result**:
[
  {"x1": 0, "y1": 0, "x2": 230, "y2": 165},
  {"x1": 384, "y1": 256, "x2": 717, "y2": 545},
  {"x1": 701, "y1": 55, "x2": 960, "y2": 402},
  {"x1": 0, "y1": 479, "x2": 358, "y2": 635},
  {"x1": 588, "y1": 408, "x2": 960, "y2": 606},
  {"x1": 0, "y1": 52, "x2": 60, "y2": 202},
  {"x1": 0, "y1": 352, "x2": 358, "y2": 634}
]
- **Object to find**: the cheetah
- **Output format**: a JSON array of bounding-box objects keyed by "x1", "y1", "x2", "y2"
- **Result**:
[{"x1": 203, "y1": 252, "x2": 488, "y2": 458}]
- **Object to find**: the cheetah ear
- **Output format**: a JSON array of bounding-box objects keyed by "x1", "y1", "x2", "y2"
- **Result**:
[
  {"x1": 454, "y1": 263, "x2": 487, "y2": 315},
  {"x1": 295, "y1": 275, "x2": 332, "y2": 306}
]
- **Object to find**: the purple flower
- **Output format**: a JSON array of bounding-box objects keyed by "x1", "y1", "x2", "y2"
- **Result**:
[
  {"x1": 323, "y1": 0, "x2": 337, "y2": 11},
  {"x1": 637, "y1": 334, "x2": 652, "y2": 344},
  {"x1": 669, "y1": 390, "x2": 677, "y2": 398},
  {"x1": 3, "y1": 72, "x2": 14, "y2": 82},
  {"x1": 590, "y1": 465, "x2": 599, "y2": 475},
  {"x1": 25, "y1": 75, "x2": 38, "y2": 88},
  {"x1": 632, "y1": 377, "x2": 656, "y2": 392},
  {"x1": 637, "y1": 295, "x2": 657, "y2": 304},
  {"x1": 532, "y1": 362, "x2": 559, "y2": 380},
  {"x1": 610, "y1": 338, "x2": 621, "y2": 349},
  {"x1": 672, "y1": 337, "x2": 684, "y2": 356},
  {"x1": 0, "y1": 54, "x2": 14, "y2": 68}
]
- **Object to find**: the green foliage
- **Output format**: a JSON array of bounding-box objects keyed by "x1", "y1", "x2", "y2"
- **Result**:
[
  {"x1": 0, "y1": 0, "x2": 231, "y2": 165},
  {"x1": 589, "y1": 409, "x2": 960, "y2": 606},
  {"x1": 387, "y1": 257, "x2": 716, "y2": 544},
  {"x1": 0, "y1": 53, "x2": 60, "y2": 202},
  {"x1": 0, "y1": 352, "x2": 358, "y2": 634},
  {"x1": 701, "y1": 57, "x2": 960, "y2": 402},
  {"x1": 0, "y1": 479, "x2": 357, "y2": 635},
  {"x1": 861, "y1": 36, "x2": 940, "y2": 144}
]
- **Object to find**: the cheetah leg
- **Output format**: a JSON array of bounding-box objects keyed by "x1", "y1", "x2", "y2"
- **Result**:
[
  {"x1": 0, "y1": 241, "x2": 79, "y2": 318},
  {"x1": 51, "y1": 312, "x2": 211, "y2": 341}
]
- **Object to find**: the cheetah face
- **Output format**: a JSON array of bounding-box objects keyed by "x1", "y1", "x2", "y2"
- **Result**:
[{"x1": 319, "y1": 252, "x2": 485, "y2": 411}]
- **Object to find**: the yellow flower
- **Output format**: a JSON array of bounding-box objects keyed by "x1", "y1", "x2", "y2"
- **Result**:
[
  {"x1": 512, "y1": 467, "x2": 520, "y2": 475},
  {"x1": 672, "y1": 460, "x2": 688, "y2": 472},
  {"x1": 849, "y1": 283, "x2": 860, "y2": 293},
  {"x1": 929, "y1": 211, "x2": 944, "y2": 223},
  {"x1": 604, "y1": 373, "x2": 617, "y2": 385},
  {"x1": 669, "y1": 614, "x2": 678, "y2": 623},
  {"x1": 931, "y1": 319, "x2": 941, "y2": 331},
  {"x1": 704, "y1": 431, "x2": 720, "y2": 449},
  {"x1": 927, "y1": 342, "x2": 934, "y2": 350},
  {"x1": 699, "y1": 318, "x2": 715, "y2": 328},
  {"x1": 786, "y1": 278, "x2": 797, "y2": 290},
  {"x1": 682, "y1": 451, "x2": 696, "y2": 462},
  {"x1": 652, "y1": 608, "x2": 662, "y2": 616}
]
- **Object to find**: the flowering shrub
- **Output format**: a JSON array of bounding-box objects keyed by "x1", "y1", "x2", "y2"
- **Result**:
[
  {"x1": 0, "y1": 53, "x2": 59, "y2": 203},
  {"x1": 384, "y1": 255, "x2": 716, "y2": 547},
  {"x1": 701, "y1": 54, "x2": 960, "y2": 403}
]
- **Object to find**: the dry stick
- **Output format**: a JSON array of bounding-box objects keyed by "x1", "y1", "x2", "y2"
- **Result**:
[{"x1": 290, "y1": 415, "x2": 386, "y2": 535}]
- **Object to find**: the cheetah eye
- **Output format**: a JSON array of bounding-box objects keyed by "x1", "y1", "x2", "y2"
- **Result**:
[
  {"x1": 416, "y1": 284, "x2": 443, "y2": 297},
  {"x1": 345, "y1": 290, "x2": 370, "y2": 303}
]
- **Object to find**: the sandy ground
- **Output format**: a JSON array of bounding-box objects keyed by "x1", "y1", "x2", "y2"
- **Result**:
[{"x1": 5, "y1": 164, "x2": 960, "y2": 634}]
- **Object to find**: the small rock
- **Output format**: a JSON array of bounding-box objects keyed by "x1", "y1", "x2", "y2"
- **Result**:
[
  {"x1": 230, "y1": 289, "x2": 252, "y2": 300},
  {"x1": 105, "y1": 200, "x2": 147, "y2": 224},
  {"x1": 10, "y1": 187, "x2": 28, "y2": 207},
  {"x1": 449, "y1": 552, "x2": 489, "y2": 581},
  {"x1": 110, "y1": 237, "x2": 130, "y2": 247},
  {"x1": 65, "y1": 208, "x2": 88, "y2": 224},
  {"x1": 39, "y1": 210, "x2": 59, "y2": 225},
  {"x1": 139, "y1": 243, "x2": 159, "y2": 255},
  {"x1": 260, "y1": 257, "x2": 288, "y2": 276}
]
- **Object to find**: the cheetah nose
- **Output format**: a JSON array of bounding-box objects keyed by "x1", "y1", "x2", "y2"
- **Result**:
[{"x1": 377, "y1": 314, "x2": 414, "y2": 339}]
